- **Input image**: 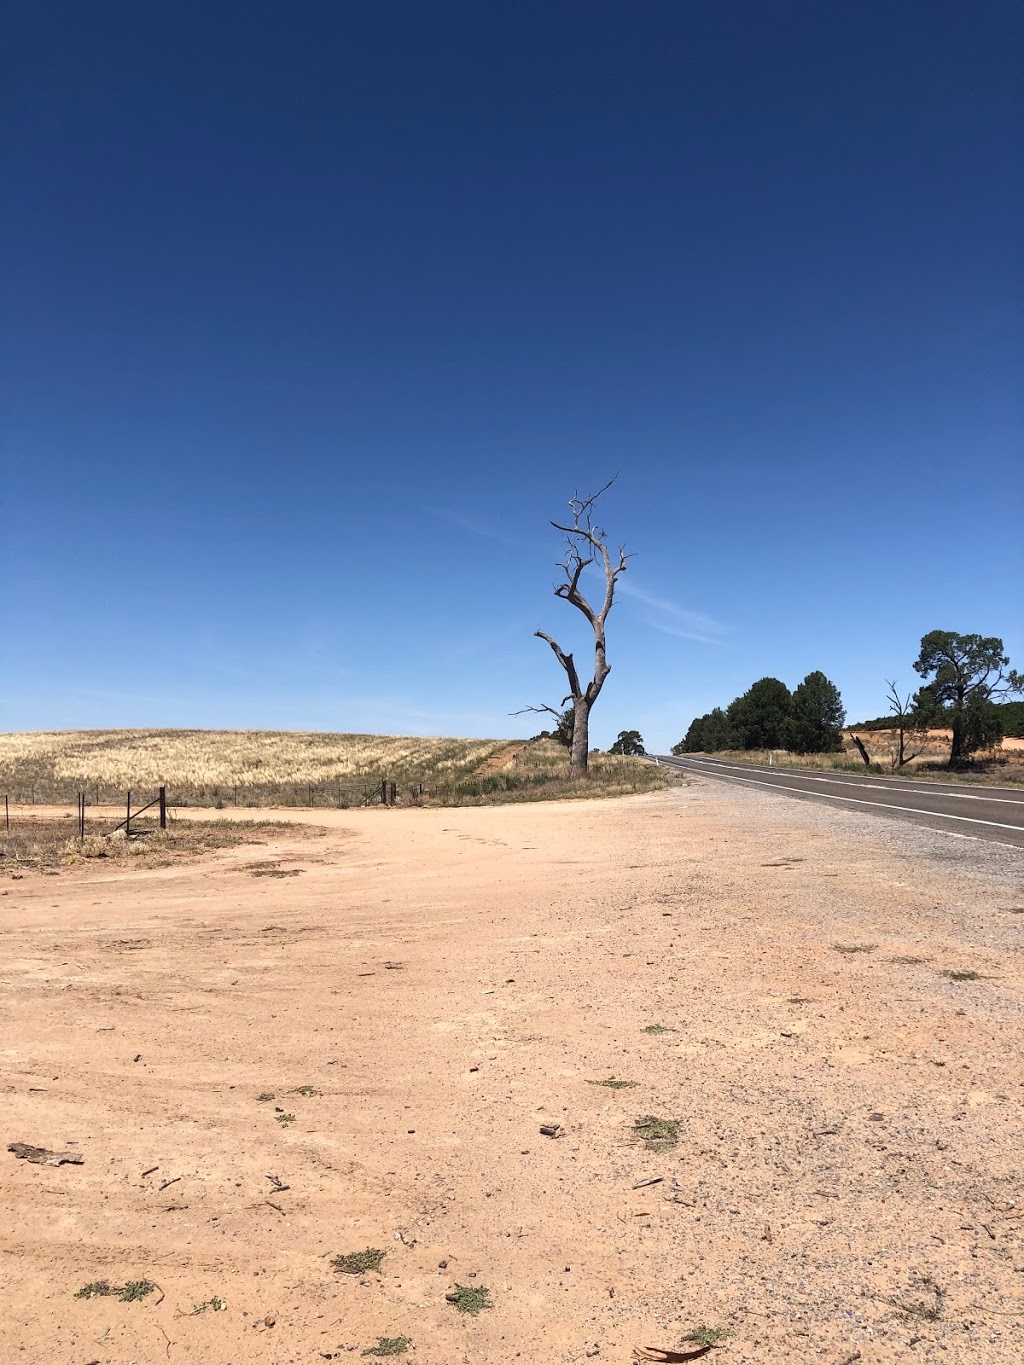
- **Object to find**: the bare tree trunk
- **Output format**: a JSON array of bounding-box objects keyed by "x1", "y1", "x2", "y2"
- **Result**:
[
  {"x1": 850, "y1": 734, "x2": 871, "y2": 767},
  {"x1": 571, "y1": 699, "x2": 591, "y2": 776}
]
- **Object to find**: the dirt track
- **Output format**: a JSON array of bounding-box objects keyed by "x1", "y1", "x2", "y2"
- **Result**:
[{"x1": 2, "y1": 782, "x2": 1023, "y2": 1363}]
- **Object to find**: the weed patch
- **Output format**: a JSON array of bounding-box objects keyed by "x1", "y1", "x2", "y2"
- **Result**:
[
  {"x1": 940, "y1": 969, "x2": 982, "y2": 982},
  {"x1": 363, "y1": 1337, "x2": 411, "y2": 1356},
  {"x1": 634, "y1": 1114, "x2": 680, "y2": 1153},
  {"x1": 445, "y1": 1284, "x2": 493, "y2": 1315},
  {"x1": 187, "y1": 1296, "x2": 227, "y2": 1314},
  {"x1": 275, "y1": 1112, "x2": 295, "y2": 1125},
  {"x1": 833, "y1": 943, "x2": 878, "y2": 954},
  {"x1": 587, "y1": 1078, "x2": 638, "y2": 1089},
  {"x1": 289, "y1": 1085, "x2": 318, "y2": 1096},
  {"x1": 683, "y1": 1325, "x2": 732, "y2": 1348},
  {"x1": 332, "y1": 1248, "x2": 385, "y2": 1276},
  {"x1": 641, "y1": 1024, "x2": 672, "y2": 1035},
  {"x1": 75, "y1": 1279, "x2": 156, "y2": 1303}
]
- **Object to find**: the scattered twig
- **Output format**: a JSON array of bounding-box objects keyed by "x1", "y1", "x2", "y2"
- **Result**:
[
  {"x1": 142, "y1": 1166, "x2": 159, "y2": 1178},
  {"x1": 158, "y1": 1176, "x2": 181, "y2": 1191},
  {"x1": 632, "y1": 1176, "x2": 664, "y2": 1189},
  {"x1": 266, "y1": 1200, "x2": 285, "y2": 1214}
]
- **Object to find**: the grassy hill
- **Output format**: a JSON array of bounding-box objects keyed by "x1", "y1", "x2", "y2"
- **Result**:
[{"x1": 0, "y1": 729, "x2": 672, "y2": 806}]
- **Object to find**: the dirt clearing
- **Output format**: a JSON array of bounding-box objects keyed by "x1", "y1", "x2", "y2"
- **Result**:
[{"x1": 2, "y1": 781, "x2": 1023, "y2": 1363}]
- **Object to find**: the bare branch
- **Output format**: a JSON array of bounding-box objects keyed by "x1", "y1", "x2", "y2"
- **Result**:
[
  {"x1": 535, "y1": 630, "x2": 583, "y2": 698},
  {"x1": 510, "y1": 702, "x2": 565, "y2": 721}
]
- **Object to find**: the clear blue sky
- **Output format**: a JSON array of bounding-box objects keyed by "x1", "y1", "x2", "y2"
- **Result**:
[{"x1": 3, "y1": 1, "x2": 1021, "y2": 750}]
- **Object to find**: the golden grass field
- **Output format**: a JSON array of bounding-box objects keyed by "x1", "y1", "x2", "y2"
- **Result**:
[{"x1": 0, "y1": 729, "x2": 674, "y2": 807}]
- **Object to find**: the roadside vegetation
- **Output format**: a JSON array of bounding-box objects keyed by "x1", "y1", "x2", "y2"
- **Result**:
[
  {"x1": 429, "y1": 739, "x2": 677, "y2": 805},
  {"x1": 0, "y1": 816, "x2": 305, "y2": 873},
  {"x1": 674, "y1": 629, "x2": 1022, "y2": 779}
]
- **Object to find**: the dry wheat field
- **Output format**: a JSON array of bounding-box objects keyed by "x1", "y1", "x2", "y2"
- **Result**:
[{"x1": 0, "y1": 730, "x2": 673, "y2": 808}]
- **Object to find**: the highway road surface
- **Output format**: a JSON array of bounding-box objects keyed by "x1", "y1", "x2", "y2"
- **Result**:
[{"x1": 656, "y1": 754, "x2": 1024, "y2": 850}]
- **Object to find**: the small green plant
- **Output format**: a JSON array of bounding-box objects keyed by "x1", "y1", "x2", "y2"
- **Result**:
[
  {"x1": 641, "y1": 1024, "x2": 672, "y2": 1035},
  {"x1": 445, "y1": 1283, "x2": 493, "y2": 1315},
  {"x1": 256, "y1": 1092, "x2": 275, "y2": 1102},
  {"x1": 890, "y1": 956, "x2": 927, "y2": 965},
  {"x1": 75, "y1": 1279, "x2": 156, "y2": 1302},
  {"x1": 289, "y1": 1085, "x2": 318, "y2": 1096},
  {"x1": 682, "y1": 1325, "x2": 731, "y2": 1348},
  {"x1": 833, "y1": 943, "x2": 878, "y2": 954},
  {"x1": 633, "y1": 1114, "x2": 680, "y2": 1153},
  {"x1": 275, "y1": 1111, "x2": 295, "y2": 1124},
  {"x1": 1006, "y1": 907, "x2": 1024, "y2": 915},
  {"x1": 787, "y1": 996, "x2": 811, "y2": 1004},
  {"x1": 332, "y1": 1248, "x2": 386, "y2": 1275},
  {"x1": 363, "y1": 1337, "x2": 412, "y2": 1357},
  {"x1": 940, "y1": 969, "x2": 981, "y2": 982},
  {"x1": 75, "y1": 1281, "x2": 113, "y2": 1300},
  {"x1": 586, "y1": 1078, "x2": 638, "y2": 1089},
  {"x1": 188, "y1": 1296, "x2": 227, "y2": 1314}
]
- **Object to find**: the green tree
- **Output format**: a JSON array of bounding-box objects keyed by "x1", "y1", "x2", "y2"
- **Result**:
[
  {"x1": 554, "y1": 706, "x2": 575, "y2": 751},
  {"x1": 700, "y1": 707, "x2": 734, "y2": 752},
  {"x1": 912, "y1": 631, "x2": 1022, "y2": 764},
  {"x1": 727, "y1": 678, "x2": 793, "y2": 749},
  {"x1": 788, "y1": 671, "x2": 845, "y2": 753},
  {"x1": 609, "y1": 729, "x2": 646, "y2": 756},
  {"x1": 675, "y1": 716, "x2": 705, "y2": 754}
]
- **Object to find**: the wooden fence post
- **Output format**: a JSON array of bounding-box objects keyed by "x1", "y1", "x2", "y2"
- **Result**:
[
  {"x1": 159, "y1": 786, "x2": 167, "y2": 830},
  {"x1": 126, "y1": 790, "x2": 131, "y2": 840},
  {"x1": 380, "y1": 779, "x2": 387, "y2": 806}
]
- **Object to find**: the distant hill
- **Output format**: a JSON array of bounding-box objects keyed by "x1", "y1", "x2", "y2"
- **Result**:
[{"x1": 849, "y1": 700, "x2": 1024, "y2": 738}]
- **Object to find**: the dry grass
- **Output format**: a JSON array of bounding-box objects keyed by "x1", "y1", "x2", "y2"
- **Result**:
[
  {"x1": 0, "y1": 816, "x2": 304, "y2": 873},
  {"x1": 708, "y1": 742, "x2": 1024, "y2": 786},
  {"x1": 429, "y1": 739, "x2": 679, "y2": 805},
  {"x1": 0, "y1": 729, "x2": 516, "y2": 805},
  {"x1": 0, "y1": 730, "x2": 677, "y2": 808}
]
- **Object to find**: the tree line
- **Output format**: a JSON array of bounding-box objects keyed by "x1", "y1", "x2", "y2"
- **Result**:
[
  {"x1": 673, "y1": 631, "x2": 1022, "y2": 768},
  {"x1": 673, "y1": 671, "x2": 845, "y2": 756}
]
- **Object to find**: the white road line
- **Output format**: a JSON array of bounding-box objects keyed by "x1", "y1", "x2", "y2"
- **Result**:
[
  {"x1": 670, "y1": 764, "x2": 1024, "y2": 832},
  {"x1": 675, "y1": 758, "x2": 1024, "y2": 804}
]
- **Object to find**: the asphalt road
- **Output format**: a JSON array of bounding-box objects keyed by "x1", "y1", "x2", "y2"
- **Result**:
[{"x1": 656, "y1": 754, "x2": 1024, "y2": 850}]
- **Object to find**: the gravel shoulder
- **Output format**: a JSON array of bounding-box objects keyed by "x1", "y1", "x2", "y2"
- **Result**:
[{"x1": 1, "y1": 779, "x2": 1022, "y2": 1363}]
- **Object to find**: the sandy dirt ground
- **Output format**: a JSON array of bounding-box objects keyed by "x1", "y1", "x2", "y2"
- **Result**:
[{"x1": 2, "y1": 780, "x2": 1023, "y2": 1365}]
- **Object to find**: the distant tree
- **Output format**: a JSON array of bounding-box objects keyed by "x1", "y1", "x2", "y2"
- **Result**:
[
  {"x1": 788, "y1": 671, "x2": 845, "y2": 753},
  {"x1": 727, "y1": 678, "x2": 793, "y2": 749},
  {"x1": 912, "y1": 630, "x2": 1022, "y2": 765},
  {"x1": 1001, "y1": 700, "x2": 1024, "y2": 739},
  {"x1": 675, "y1": 716, "x2": 705, "y2": 754},
  {"x1": 609, "y1": 729, "x2": 646, "y2": 756},
  {"x1": 516, "y1": 482, "x2": 630, "y2": 778}
]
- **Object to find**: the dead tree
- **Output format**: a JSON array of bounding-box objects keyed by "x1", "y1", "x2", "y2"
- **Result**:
[
  {"x1": 886, "y1": 679, "x2": 922, "y2": 770},
  {"x1": 516, "y1": 481, "x2": 629, "y2": 778}
]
